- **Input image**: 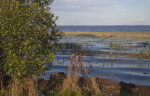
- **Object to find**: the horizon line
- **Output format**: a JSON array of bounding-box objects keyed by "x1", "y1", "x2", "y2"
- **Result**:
[{"x1": 57, "y1": 25, "x2": 150, "y2": 26}]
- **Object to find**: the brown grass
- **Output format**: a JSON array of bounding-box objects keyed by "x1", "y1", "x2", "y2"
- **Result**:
[
  {"x1": 62, "y1": 54, "x2": 102, "y2": 96},
  {"x1": 0, "y1": 77, "x2": 39, "y2": 96},
  {"x1": 63, "y1": 31, "x2": 150, "y2": 40},
  {"x1": 91, "y1": 77, "x2": 102, "y2": 95},
  {"x1": 63, "y1": 54, "x2": 86, "y2": 91}
]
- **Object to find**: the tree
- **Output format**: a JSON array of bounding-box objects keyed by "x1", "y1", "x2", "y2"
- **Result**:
[{"x1": 0, "y1": 0, "x2": 61, "y2": 79}]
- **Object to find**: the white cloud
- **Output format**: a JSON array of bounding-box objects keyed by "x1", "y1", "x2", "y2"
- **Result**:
[{"x1": 51, "y1": 0, "x2": 112, "y2": 12}]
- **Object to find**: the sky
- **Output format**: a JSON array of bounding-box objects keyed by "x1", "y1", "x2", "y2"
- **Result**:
[{"x1": 51, "y1": 0, "x2": 150, "y2": 25}]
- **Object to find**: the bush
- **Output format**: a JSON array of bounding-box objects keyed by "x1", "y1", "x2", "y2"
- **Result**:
[{"x1": 0, "y1": 0, "x2": 61, "y2": 79}]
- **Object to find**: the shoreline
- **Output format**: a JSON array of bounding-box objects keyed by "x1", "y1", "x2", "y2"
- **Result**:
[
  {"x1": 38, "y1": 72, "x2": 150, "y2": 96},
  {"x1": 2, "y1": 72, "x2": 150, "y2": 96}
]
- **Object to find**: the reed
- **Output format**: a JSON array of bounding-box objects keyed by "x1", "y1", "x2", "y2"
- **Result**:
[{"x1": 63, "y1": 54, "x2": 86, "y2": 91}]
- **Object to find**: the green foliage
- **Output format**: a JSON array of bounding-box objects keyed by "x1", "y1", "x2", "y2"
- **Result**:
[
  {"x1": 0, "y1": 0, "x2": 61, "y2": 79},
  {"x1": 46, "y1": 90, "x2": 55, "y2": 96},
  {"x1": 55, "y1": 89, "x2": 83, "y2": 96},
  {"x1": 57, "y1": 89, "x2": 81, "y2": 96},
  {"x1": 45, "y1": 89, "x2": 90, "y2": 96}
]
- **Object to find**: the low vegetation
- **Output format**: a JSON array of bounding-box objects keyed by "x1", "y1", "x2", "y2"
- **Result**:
[
  {"x1": 108, "y1": 42, "x2": 150, "y2": 59},
  {"x1": 59, "y1": 42, "x2": 82, "y2": 51},
  {"x1": 44, "y1": 54, "x2": 102, "y2": 96},
  {"x1": 0, "y1": 54, "x2": 102, "y2": 96},
  {"x1": 0, "y1": 77, "x2": 39, "y2": 96},
  {"x1": 63, "y1": 31, "x2": 150, "y2": 40}
]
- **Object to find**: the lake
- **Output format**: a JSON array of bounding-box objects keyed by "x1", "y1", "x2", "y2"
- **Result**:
[
  {"x1": 57, "y1": 25, "x2": 150, "y2": 32},
  {"x1": 44, "y1": 26, "x2": 150, "y2": 86}
]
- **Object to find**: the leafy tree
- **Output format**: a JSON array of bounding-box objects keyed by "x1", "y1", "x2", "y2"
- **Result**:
[{"x1": 0, "y1": 0, "x2": 61, "y2": 79}]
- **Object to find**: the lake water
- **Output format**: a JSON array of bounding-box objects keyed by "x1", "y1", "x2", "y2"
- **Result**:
[
  {"x1": 57, "y1": 25, "x2": 150, "y2": 32},
  {"x1": 44, "y1": 26, "x2": 150, "y2": 86}
]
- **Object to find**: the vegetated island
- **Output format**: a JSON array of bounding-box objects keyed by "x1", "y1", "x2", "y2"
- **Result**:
[{"x1": 63, "y1": 31, "x2": 150, "y2": 40}]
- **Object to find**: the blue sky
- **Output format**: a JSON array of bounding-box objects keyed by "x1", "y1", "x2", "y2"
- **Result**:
[{"x1": 51, "y1": 0, "x2": 150, "y2": 25}]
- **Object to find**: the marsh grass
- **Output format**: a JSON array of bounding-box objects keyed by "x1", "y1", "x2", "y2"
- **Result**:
[
  {"x1": 63, "y1": 54, "x2": 86, "y2": 91},
  {"x1": 126, "y1": 49, "x2": 150, "y2": 59},
  {"x1": 59, "y1": 42, "x2": 82, "y2": 51},
  {"x1": 62, "y1": 54, "x2": 102, "y2": 96},
  {"x1": 108, "y1": 42, "x2": 150, "y2": 59},
  {"x1": 63, "y1": 31, "x2": 150, "y2": 40},
  {"x1": 59, "y1": 41, "x2": 150, "y2": 60},
  {"x1": 90, "y1": 77, "x2": 102, "y2": 96},
  {"x1": 0, "y1": 77, "x2": 39, "y2": 96},
  {"x1": 61, "y1": 31, "x2": 150, "y2": 59},
  {"x1": 100, "y1": 49, "x2": 150, "y2": 59}
]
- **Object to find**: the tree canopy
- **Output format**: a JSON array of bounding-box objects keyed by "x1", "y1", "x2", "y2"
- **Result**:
[{"x1": 0, "y1": 0, "x2": 61, "y2": 79}]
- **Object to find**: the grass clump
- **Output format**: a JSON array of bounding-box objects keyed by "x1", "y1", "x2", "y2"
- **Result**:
[
  {"x1": 62, "y1": 54, "x2": 102, "y2": 96},
  {"x1": 46, "y1": 89, "x2": 88, "y2": 96},
  {"x1": 0, "y1": 77, "x2": 39, "y2": 96},
  {"x1": 57, "y1": 89, "x2": 83, "y2": 96},
  {"x1": 62, "y1": 54, "x2": 85, "y2": 92}
]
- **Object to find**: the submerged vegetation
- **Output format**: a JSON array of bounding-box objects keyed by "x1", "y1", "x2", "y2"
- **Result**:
[
  {"x1": 58, "y1": 40, "x2": 150, "y2": 59},
  {"x1": 108, "y1": 42, "x2": 150, "y2": 59},
  {"x1": 59, "y1": 42, "x2": 82, "y2": 51}
]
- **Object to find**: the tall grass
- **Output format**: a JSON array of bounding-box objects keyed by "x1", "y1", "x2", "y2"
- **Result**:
[
  {"x1": 62, "y1": 54, "x2": 102, "y2": 96},
  {"x1": 91, "y1": 77, "x2": 102, "y2": 96},
  {"x1": 0, "y1": 77, "x2": 39, "y2": 96},
  {"x1": 63, "y1": 54, "x2": 86, "y2": 91}
]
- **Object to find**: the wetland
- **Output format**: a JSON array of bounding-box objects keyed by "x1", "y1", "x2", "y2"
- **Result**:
[{"x1": 44, "y1": 31, "x2": 150, "y2": 86}]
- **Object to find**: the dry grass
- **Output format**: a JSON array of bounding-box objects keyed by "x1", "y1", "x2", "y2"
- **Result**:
[
  {"x1": 91, "y1": 77, "x2": 102, "y2": 95},
  {"x1": 63, "y1": 31, "x2": 150, "y2": 40},
  {"x1": 63, "y1": 54, "x2": 86, "y2": 91},
  {"x1": 0, "y1": 77, "x2": 39, "y2": 96},
  {"x1": 62, "y1": 54, "x2": 102, "y2": 96}
]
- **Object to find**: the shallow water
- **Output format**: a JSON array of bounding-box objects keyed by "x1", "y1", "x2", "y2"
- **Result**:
[{"x1": 44, "y1": 35, "x2": 150, "y2": 86}]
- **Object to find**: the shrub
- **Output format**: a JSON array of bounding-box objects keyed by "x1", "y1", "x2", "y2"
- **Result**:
[{"x1": 0, "y1": 0, "x2": 61, "y2": 79}]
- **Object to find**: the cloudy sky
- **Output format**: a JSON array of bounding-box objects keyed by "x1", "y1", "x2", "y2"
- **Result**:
[{"x1": 51, "y1": 0, "x2": 150, "y2": 25}]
